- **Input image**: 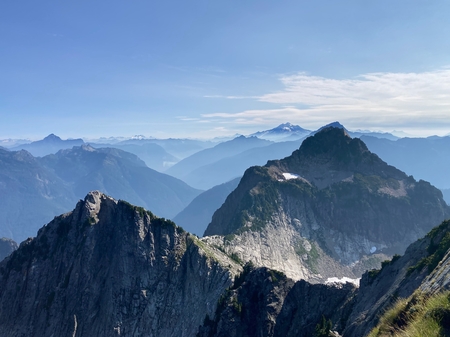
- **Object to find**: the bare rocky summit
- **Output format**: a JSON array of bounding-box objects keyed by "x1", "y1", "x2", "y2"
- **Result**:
[
  {"x1": 204, "y1": 127, "x2": 450, "y2": 282},
  {"x1": 1, "y1": 191, "x2": 450, "y2": 336},
  {"x1": 0, "y1": 191, "x2": 240, "y2": 337}
]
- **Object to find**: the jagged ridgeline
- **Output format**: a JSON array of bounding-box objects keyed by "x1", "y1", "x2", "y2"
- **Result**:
[
  {"x1": 197, "y1": 219, "x2": 450, "y2": 337},
  {"x1": 1, "y1": 193, "x2": 450, "y2": 336},
  {"x1": 204, "y1": 127, "x2": 450, "y2": 282},
  {"x1": 0, "y1": 191, "x2": 241, "y2": 337}
]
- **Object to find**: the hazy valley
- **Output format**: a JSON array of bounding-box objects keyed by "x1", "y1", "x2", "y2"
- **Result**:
[{"x1": 1, "y1": 123, "x2": 450, "y2": 336}]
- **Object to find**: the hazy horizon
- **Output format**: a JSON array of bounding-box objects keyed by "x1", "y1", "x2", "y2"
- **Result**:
[
  {"x1": 0, "y1": 121, "x2": 446, "y2": 143},
  {"x1": 2, "y1": 1, "x2": 450, "y2": 139}
]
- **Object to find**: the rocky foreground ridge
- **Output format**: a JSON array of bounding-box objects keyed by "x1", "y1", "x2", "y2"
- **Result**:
[
  {"x1": 1, "y1": 192, "x2": 450, "y2": 336},
  {"x1": 0, "y1": 191, "x2": 240, "y2": 337},
  {"x1": 204, "y1": 127, "x2": 450, "y2": 282},
  {"x1": 197, "y1": 219, "x2": 450, "y2": 337}
]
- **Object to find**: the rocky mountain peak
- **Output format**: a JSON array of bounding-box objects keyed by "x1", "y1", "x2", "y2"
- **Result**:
[
  {"x1": 0, "y1": 192, "x2": 239, "y2": 336},
  {"x1": 80, "y1": 144, "x2": 96, "y2": 152},
  {"x1": 294, "y1": 126, "x2": 361, "y2": 158},
  {"x1": 269, "y1": 126, "x2": 403, "y2": 189},
  {"x1": 205, "y1": 128, "x2": 450, "y2": 282},
  {"x1": 77, "y1": 190, "x2": 116, "y2": 225},
  {"x1": 43, "y1": 133, "x2": 62, "y2": 142}
]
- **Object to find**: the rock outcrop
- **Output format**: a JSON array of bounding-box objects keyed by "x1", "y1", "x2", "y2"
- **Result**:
[
  {"x1": 197, "y1": 219, "x2": 450, "y2": 337},
  {"x1": 2, "y1": 191, "x2": 450, "y2": 336},
  {"x1": 0, "y1": 191, "x2": 240, "y2": 337},
  {"x1": 204, "y1": 127, "x2": 450, "y2": 282},
  {"x1": 198, "y1": 264, "x2": 356, "y2": 337}
]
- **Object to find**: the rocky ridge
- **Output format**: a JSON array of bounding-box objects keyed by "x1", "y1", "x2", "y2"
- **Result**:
[
  {"x1": 0, "y1": 191, "x2": 240, "y2": 337},
  {"x1": 204, "y1": 127, "x2": 450, "y2": 282},
  {"x1": 1, "y1": 191, "x2": 450, "y2": 336},
  {"x1": 197, "y1": 219, "x2": 450, "y2": 337}
]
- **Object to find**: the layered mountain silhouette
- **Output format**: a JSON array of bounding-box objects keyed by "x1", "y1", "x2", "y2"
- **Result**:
[
  {"x1": 11, "y1": 134, "x2": 84, "y2": 157},
  {"x1": 165, "y1": 136, "x2": 272, "y2": 188},
  {"x1": 90, "y1": 142, "x2": 178, "y2": 172},
  {"x1": 0, "y1": 148, "x2": 76, "y2": 240},
  {"x1": 0, "y1": 146, "x2": 201, "y2": 241},
  {"x1": 173, "y1": 177, "x2": 241, "y2": 236},
  {"x1": 250, "y1": 122, "x2": 311, "y2": 141},
  {"x1": 204, "y1": 127, "x2": 450, "y2": 281},
  {"x1": 361, "y1": 135, "x2": 450, "y2": 189},
  {"x1": 1, "y1": 191, "x2": 450, "y2": 336},
  {"x1": 117, "y1": 138, "x2": 214, "y2": 160}
]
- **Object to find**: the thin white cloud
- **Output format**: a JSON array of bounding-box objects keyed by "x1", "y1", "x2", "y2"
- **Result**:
[
  {"x1": 202, "y1": 69, "x2": 450, "y2": 135},
  {"x1": 203, "y1": 95, "x2": 257, "y2": 99}
]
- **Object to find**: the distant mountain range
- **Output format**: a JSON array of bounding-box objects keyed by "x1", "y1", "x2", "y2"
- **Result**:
[
  {"x1": 310, "y1": 121, "x2": 399, "y2": 140},
  {"x1": 250, "y1": 122, "x2": 311, "y2": 141},
  {"x1": 11, "y1": 134, "x2": 84, "y2": 157},
  {"x1": 163, "y1": 123, "x2": 401, "y2": 190},
  {"x1": 0, "y1": 148, "x2": 76, "y2": 241},
  {"x1": 175, "y1": 139, "x2": 305, "y2": 190},
  {"x1": 0, "y1": 146, "x2": 201, "y2": 241},
  {"x1": 361, "y1": 135, "x2": 450, "y2": 189},
  {"x1": 173, "y1": 177, "x2": 241, "y2": 236},
  {"x1": 89, "y1": 142, "x2": 178, "y2": 172},
  {"x1": 3, "y1": 124, "x2": 450, "y2": 336},
  {"x1": 165, "y1": 136, "x2": 272, "y2": 187}
]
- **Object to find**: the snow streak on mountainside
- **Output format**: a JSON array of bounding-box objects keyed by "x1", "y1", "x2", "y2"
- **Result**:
[{"x1": 204, "y1": 127, "x2": 450, "y2": 282}]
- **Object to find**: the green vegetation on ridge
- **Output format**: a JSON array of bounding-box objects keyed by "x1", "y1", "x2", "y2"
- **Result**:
[{"x1": 368, "y1": 291, "x2": 450, "y2": 337}]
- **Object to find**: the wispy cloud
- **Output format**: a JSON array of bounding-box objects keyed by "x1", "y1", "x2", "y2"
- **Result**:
[
  {"x1": 203, "y1": 95, "x2": 257, "y2": 99},
  {"x1": 202, "y1": 69, "x2": 450, "y2": 134}
]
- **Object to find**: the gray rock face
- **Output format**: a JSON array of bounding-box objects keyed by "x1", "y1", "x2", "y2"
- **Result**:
[
  {"x1": 204, "y1": 127, "x2": 450, "y2": 282},
  {"x1": 2, "y1": 191, "x2": 450, "y2": 336},
  {"x1": 342, "y1": 237, "x2": 432, "y2": 336},
  {"x1": 198, "y1": 219, "x2": 450, "y2": 337},
  {"x1": 197, "y1": 265, "x2": 356, "y2": 337},
  {"x1": 0, "y1": 191, "x2": 240, "y2": 337}
]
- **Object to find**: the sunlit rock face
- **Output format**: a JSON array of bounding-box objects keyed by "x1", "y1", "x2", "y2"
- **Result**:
[
  {"x1": 204, "y1": 127, "x2": 450, "y2": 282},
  {"x1": 0, "y1": 191, "x2": 240, "y2": 337}
]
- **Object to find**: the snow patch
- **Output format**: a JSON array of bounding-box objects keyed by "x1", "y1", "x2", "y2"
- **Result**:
[
  {"x1": 282, "y1": 173, "x2": 300, "y2": 180},
  {"x1": 325, "y1": 277, "x2": 360, "y2": 287}
]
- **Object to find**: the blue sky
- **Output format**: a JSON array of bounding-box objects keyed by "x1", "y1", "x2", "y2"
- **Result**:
[{"x1": 1, "y1": 1, "x2": 450, "y2": 139}]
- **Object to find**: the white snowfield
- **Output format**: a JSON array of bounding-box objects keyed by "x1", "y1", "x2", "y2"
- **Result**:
[
  {"x1": 282, "y1": 173, "x2": 300, "y2": 180},
  {"x1": 325, "y1": 277, "x2": 360, "y2": 287}
]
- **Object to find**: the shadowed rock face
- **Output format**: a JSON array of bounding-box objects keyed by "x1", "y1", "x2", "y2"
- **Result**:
[
  {"x1": 1, "y1": 192, "x2": 450, "y2": 336},
  {"x1": 197, "y1": 220, "x2": 450, "y2": 337},
  {"x1": 204, "y1": 127, "x2": 450, "y2": 282},
  {"x1": 197, "y1": 265, "x2": 356, "y2": 337},
  {"x1": 0, "y1": 191, "x2": 239, "y2": 337}
]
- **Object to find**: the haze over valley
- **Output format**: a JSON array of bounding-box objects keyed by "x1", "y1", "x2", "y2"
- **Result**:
[{"x1": 2, "y1": 1, "x2": 450, "y2": 336}]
